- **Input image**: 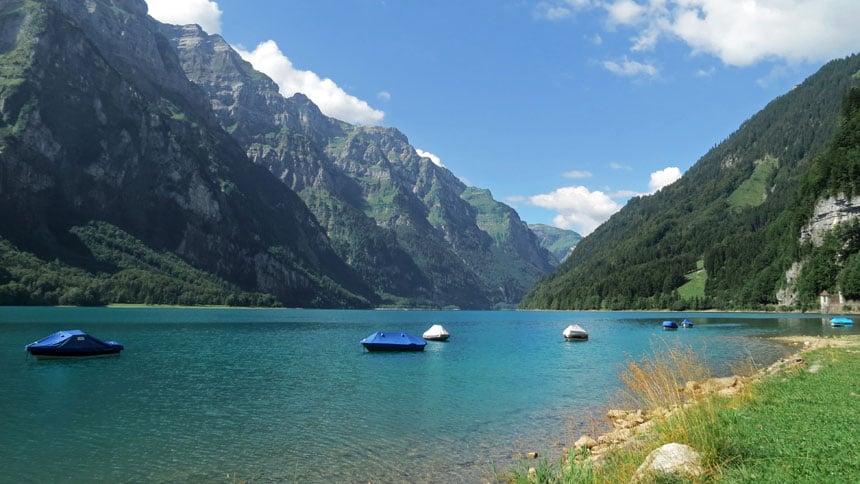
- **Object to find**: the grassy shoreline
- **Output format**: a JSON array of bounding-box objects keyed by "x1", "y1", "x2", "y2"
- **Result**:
[{"x1": 507, "y1": 335, "x2": 860, "y2": 483}]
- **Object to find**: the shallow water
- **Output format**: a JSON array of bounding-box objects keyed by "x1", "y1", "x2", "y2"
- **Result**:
[{"x1": 0, "y1": 308, "x2": 854, "y2": 482}]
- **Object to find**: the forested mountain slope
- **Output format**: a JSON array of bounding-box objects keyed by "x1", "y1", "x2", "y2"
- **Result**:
[
  {"x1": 521, "y1": 54, "x2": 860, "y2": 310},
  {"x1": 780, "y1": 86, "x2": 860, "y2": 308}
]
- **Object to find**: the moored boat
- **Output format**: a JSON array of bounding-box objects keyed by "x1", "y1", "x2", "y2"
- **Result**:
[
  {"x1": 681, "y1": 319, "x2": 694, "y2": 328},
  {"x1": 360, "y1": 331, "x2": 426, "y2": 351},
  {"x1": 25, "y1": 330, "x2": 124, "y2": 358},
  {"x1": 422, "y1": 324, "x2": 451, "y2": 341},
  {"x1": 562, "y1": 324, "x2": 588, "y2": 340},
  {"x1": 662, "y1": 320, "x2": 678, "y2": 330},
  {"x1": 830, "y1": 317, "x2": 854, "y2": 327}
]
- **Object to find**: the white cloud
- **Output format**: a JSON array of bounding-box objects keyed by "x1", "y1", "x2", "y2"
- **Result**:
[
  {"x1": 415, "y1": 148, "x2": 444, "y2": 167},
  {"x1": 236, "y1": 40, "x2": 384, "y2": 125},
  {"x1": 611, "y1": 0, "x2": 860, "y2": 67},
  {"x1": 145, "y1": 0, "x2": 222, "y2": 34},
  {"x1": 606, "y1": 0, "x2": 646, "y2": 26},
  {"x1": 528, "y1": 165, "x2": 685, "y2": 235},
  {"x1": 530, "y1": 186, "x2": 622, "y2": 235},
  {"x1": 563, "y1": 170, "x2": 592, "y2": 179},
  {"x1": 696, "y1": 66, "x2": 716, "y2": 78},
  {"x1": 535, "y1": 0, "x2": 595, "y2": 20},
  {"x1": 610, "y1": 162, "x2": 633, "y2": 171},
  {"x1": 612, "y1": 189, "x2": 640, "y2": 198},
  {"x1": 603, "y1": 57, "x2": 658, "y2": 77},
  {"x1": 535, "y1": 4, "x2": 575, "y2": 20},
  {"x1": 536, "y1": 1, "x2": 860, "y2": 67},
  {"x1": 648, "y1": 166, "x2": 682, "y2": 193},
  {"x1": 377, "y1": 91, "x2": 392, "y2": 101}
]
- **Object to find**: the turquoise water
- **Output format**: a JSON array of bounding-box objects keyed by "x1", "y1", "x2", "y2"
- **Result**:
[{"x1": 1, "y1": 308, "x2": 855, "y2": 483}]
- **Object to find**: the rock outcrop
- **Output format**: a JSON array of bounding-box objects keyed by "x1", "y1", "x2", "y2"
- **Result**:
[{"x1": 800, "y1": 194, "x2": 860, "y2": 246}]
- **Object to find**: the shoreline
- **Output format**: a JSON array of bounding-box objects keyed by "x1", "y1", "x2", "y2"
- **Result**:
[{"x1": 526, "y1": 334, "x2": 859, "y2": 479}]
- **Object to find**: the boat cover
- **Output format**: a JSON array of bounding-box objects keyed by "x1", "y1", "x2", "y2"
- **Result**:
[
  {"x1": 662, "y1": 320, "x2": 678, "y2": 328},
  {"x1": 25, "y1": 330, "x2": 124, "y2": 356},
  {"x1": 831, "y1": 317, "x2": 854, "y2": 324},
  {"x1": 562, "y1": 324, "x2": 588, "y2": 339},
  {"x1": 422, "y1": 324, "x2": 450, "y2": 340},
  {"x1": 360, "y1": 331, "x2": 426, "y2": 351}
]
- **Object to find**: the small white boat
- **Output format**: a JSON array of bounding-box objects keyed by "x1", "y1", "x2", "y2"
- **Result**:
[
  {"x1": 562, "y1": 324, "x2": 588, "y2": 341},
  {"x1": 422, "y1": 324, "x2": 450, "y2": 341}
]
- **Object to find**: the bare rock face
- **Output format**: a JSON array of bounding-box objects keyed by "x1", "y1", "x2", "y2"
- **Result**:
[
  {"x1": 800, "y1": 194, "x2": 860, "y2": 246},
  {"x1": 161, "y1": 21, "x2": 558, "y2": 309},
  {"x1": 0, "y1": 0, "x2": 376, "y2": 307},
  {"x1": 631, "y1": 443, "x2": 704, "y2": 483}
]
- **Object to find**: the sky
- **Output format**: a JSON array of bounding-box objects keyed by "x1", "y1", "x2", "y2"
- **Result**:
[{"x1": 144, "y1": 0, "x2": 860, "y2": 235}]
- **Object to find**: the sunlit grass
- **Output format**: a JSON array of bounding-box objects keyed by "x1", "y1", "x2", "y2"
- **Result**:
[{"x1": 503, "y1": 337, "x2": 860, "y2": 483}]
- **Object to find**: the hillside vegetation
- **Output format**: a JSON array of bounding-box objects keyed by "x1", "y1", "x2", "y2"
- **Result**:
[
  {"x1": 0, "y1": 222, "x2": 278, "y2": 306},
  {"x1": 521, "y1": 55, "x2": 860, "y2": 311}
]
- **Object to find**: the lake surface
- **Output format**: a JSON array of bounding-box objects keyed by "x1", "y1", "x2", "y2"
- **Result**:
[{"x1": 1, "y1": 308, "x2": 855, "y2": 483}]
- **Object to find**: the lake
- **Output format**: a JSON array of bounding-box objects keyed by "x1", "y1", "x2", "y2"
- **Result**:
[{"x1": 1, "y1": 307, "x2": 854, "y2": 483}]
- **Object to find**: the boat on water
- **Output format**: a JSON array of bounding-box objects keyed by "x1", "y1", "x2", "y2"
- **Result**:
[
  {"x1": 422, "y1": 324, "x2": 450, "y2": 341},
  {"x1": 662, "y1": 320, "x2": 678, "y2": 330},
  {"x1": 562, "y1": 324, "x2": 588, "y2": 340},
  {"x1": 360, "y1": 331, "x2": 426, "y2": 352},
  {"x1": 681, "y1": 319, "x2": 694, "y2": 328},
  {"x1": 830, "y1": 317, "x2": 854, "y2": 327},
  {"x1": 25, "y1": 330, "x2": 124, "y2": 358}
]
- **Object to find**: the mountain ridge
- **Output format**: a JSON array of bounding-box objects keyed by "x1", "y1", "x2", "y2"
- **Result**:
[
  {"x1": 164, "y1": 22, "x2": 559, "y2": 308},
  {"x1": 0, "y1": 0, "x2": 572, "y2": 309}
]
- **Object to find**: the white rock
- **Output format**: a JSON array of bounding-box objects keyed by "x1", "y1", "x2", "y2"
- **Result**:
[{"x1": 631, "y1": 443, "x2": 703, "y2": 482}]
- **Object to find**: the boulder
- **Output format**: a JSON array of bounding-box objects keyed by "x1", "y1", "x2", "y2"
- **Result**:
[
  {"x1": 574, "y1": 435, "x2": 598, "y2": 450},
  {"x1": 631, "y1": 443, "x2": 704, "y2": 482}
]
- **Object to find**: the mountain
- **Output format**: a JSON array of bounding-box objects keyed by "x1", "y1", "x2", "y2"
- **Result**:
[
  {"x1": 162, "y1": 24, "x2": 556, "y2": 309},
  {"x1": 0, "y1": 0, "x2": 375, "y2": 307},
  {"x1": 0, "y1": 0, "x2": 555, "y2": 309},
  {"x1": 528, "y1": 224, "x2": 581, "y2": 263},
  {"x1": 521, "y1": 54, "x2": 860, "y2": 311}
]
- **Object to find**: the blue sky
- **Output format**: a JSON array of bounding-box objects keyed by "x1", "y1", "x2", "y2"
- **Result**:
[{"x1": 145, "y1": 0, "x2": 860, "y2": 235}]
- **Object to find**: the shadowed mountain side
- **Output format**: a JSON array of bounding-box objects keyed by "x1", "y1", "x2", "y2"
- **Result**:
[
  {"x1": 0, "y1": 0, "x2": 375, "y2": 307},
  {"x1": 164, "y1": 23, "x2": 557, "y2": 308}
]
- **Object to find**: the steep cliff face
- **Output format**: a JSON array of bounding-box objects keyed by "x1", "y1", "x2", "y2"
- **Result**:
[
  {"x1": 0, "y1": 0, "x2": 374, "y2": 307},
  {"x1": 165, "y1": 24, "x2": 555, "y2": 308},
  {"x1": 800, "y1": 195, "x2": 860, "y2": 246}
]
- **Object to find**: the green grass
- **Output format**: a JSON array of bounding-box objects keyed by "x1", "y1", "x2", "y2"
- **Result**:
[
  {"x1": 717, "y1": 341, "x2": 860, "y2": 482},
  {"x1": 504, "y1": 338, "x2": 860, "y2": 483},
  {"x1": 678, "y1": 259, "x2": 707, "y2": 300},
  {"x1": 727, "y1": 155, "x2": 778, "y2": 210}
]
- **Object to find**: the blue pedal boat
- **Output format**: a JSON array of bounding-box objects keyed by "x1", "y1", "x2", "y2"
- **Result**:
[
  {"x1": 662, "y1": 320, "x2": 678, "y2": 330},
  {"x1": 25, "y1": 330, "x2": 124, "y2": 358},
  {"x1": 681, "y1": 319, "x2": 694, "y2": 328},
  {"x1": 830, "y1": 317, "x2": 854, "y2": 327},
  {"x1": 360, "y1": 331, "x2": 426, "y2": 352}
]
